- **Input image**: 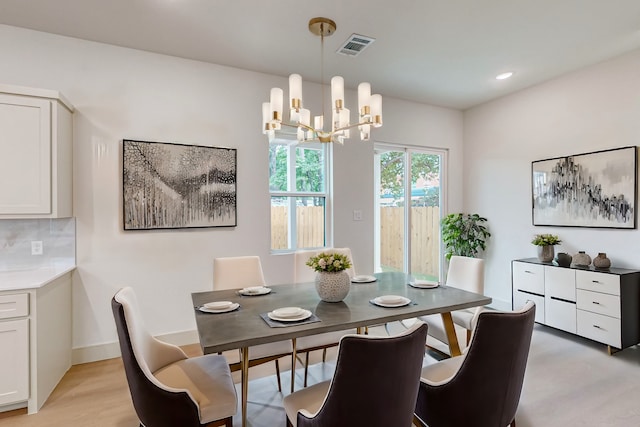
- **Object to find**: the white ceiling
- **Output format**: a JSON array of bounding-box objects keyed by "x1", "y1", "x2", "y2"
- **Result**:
[{"x1": 1, "y1": 0, "x2": 640, "y2": 109}]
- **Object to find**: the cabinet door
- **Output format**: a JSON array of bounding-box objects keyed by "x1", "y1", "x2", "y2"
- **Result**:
[
  {"x1": 545, "y1": 297, "x2": 576, "y2": 333},
  {"x1": 0, "y1": 318, "x2": 29, "y2": 405},
  {"x1": 545, "y1": 266, "x2": 576, "y2": 301},
  {"x1": 0, "y1": 94, "x2": 51, "y2": 214},
  {"x1": 512, "y1": 262, "x2": 544, "y2": 295}
]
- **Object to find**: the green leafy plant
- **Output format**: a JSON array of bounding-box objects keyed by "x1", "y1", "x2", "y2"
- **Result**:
[
  {"x1": 531, "y1": 234, "x2": 561, "y2": 246},
  {"x1": 441, "y1": 213, "x2": 491, "y2": 260},
  {"x1": 306, "y1": 252, "x2": 352, "y2": 273}
]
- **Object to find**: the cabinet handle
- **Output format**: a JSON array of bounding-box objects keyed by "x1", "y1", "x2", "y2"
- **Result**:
[
  {"x1": 592, "y1": 301, "x2": 601, "y2": 305},
  {"x1": 524, "y1": 270, "x2": 534, "y2": 274},
  {"x1": 593, "y1": 325, "x2": 603, "y2": 330},
  {"x1": 592, "y1": 280, "x2": 602, "y2": 284}
]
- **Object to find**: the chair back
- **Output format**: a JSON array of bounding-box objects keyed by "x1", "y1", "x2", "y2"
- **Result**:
[
  {"x1": 111, "y1": 287, "x2": 202, "y2": 427},
  {"x1": 294, "y1": 249, "x2": 321, "y2": 283},
  {"x1": 445, "y1": 255, "x2": 484, "y2": 293},
  {"x1": 297, "y1": 322, "x2": 428, "y2": 427},
  {"x1": 213, "y1": 255, "x2": 266, "y2": 290},
  {"x1": 415, "y1": 301, "x2": 536, "y2": 427}
]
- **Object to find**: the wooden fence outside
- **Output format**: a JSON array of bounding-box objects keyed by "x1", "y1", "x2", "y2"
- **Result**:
[{"x1": 272, "y1": 206, "x2": 440, "y2": 277}]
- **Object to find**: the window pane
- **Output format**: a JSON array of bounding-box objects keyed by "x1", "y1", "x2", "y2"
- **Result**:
[
  {"x1": 409, "y1": 153, "x2": 441, "y2": 280},
  {"x1": 296, "y1": 146, "x2": 324, "y2": 192},
  {"x1": 271, "y1": 196, "x2": 325, "y2": 250},
  {"x1": 269, "y1": 144, "x2": 288, "y2": 191},
  {"x1": 296, "y1": 196, "x2": 325, "y2": 248},
  {"x1": 378, "y1": 150, "x2": 405, "y2": 272}
]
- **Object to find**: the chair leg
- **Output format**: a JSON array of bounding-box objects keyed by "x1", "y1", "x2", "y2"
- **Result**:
[
  {"x1": 322, "y1": 348, "x2": 327, "y2": 362},
  {"x1": 304, "y1": 352, "x2": 310, "y2": 387},
  {"x1": 275, "y1": 359, "x2": 282, "y2": 392},
  {"x1": 466, "y1": 328, "x2": 472, "y2": 345}
]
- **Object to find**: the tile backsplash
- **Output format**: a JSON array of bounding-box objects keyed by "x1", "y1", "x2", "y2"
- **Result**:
[{"x1": 0, "y1": 218, "x2": 76, "y2": 271}]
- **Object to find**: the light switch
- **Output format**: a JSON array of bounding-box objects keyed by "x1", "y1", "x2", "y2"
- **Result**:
[{"x1": 353, "y1": 210, "x2": 363, "y2": 221}]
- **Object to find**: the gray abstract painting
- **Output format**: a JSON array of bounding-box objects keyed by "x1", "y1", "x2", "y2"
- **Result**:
[
  {"x1": 123, "y1": 139, "x2": 237, "y2": 230},
  {"x1": 532, "y1": 146, "x2": 636, "y2": 228}
]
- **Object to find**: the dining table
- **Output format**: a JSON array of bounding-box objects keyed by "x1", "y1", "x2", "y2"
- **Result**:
[{"x1": 191, "y1": 271, "x2": 491, "y2": 427}]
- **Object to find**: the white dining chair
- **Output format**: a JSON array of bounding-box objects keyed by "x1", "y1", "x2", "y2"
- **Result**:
[
  {"x1": 293, "y1": 248, "x2": 358, "y2": 389},
  {"x1": 213, "y1": 256, "x2": 294, "y2": 392},
  {"x1": 404, "y1": 255, "x2": 485, "y2": 356}
]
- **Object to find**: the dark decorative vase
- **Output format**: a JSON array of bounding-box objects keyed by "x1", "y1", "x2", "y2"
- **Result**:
[
  {"x1": 572, "y1": 251, "x2": 592, "y2": 267},
  {"x1": 593, "y1": 253, "x2": 611, "y2": 269},
  {"x1": 555, "y1": 252, "x2": 572, "y2": 267},
  {"x1": 537, "y1": 245, "x2": 554, "y2": 262}
]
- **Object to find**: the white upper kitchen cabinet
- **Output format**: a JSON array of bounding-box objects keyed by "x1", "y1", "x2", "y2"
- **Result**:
[{"x1": 0, "y1": 84, "x2": 73, "y2": 218}]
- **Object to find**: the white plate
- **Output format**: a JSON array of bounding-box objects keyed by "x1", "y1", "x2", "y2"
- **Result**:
[
  {"x1": 372, "y1": 296, "x2": 411, "y2": 308},
  {"x1": 351, "y1": 275, "x2": 377, "y2": 283},
  {"x1": 198, "y1": 303, "x2": 240, "y2": 314},
  {"x1": 203, "y1": 301, "x2": 234, "y2": 310},
  {"x1": 268, "y1": 309, "x2": 312, "y2": 322},
  {"x1": 272, "y1": 306, "x2": 305, "y2": 318},
  {"x1": 239, "y1": 287, "x2": 272, "y2": 296},
  {"x1": 409, "y1": 279, "x2": 439, "y2": 289}
]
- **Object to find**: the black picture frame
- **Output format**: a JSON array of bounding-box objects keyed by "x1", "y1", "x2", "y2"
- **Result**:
[
  {"x1": 532, "y1": 146, "x2": 637, "y2": 229},
  {"x1": 123, "y1": 139, "x2": 237, "y2": 230}
]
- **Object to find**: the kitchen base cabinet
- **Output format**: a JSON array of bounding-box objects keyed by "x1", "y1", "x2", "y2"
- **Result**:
[
  {"x1": 512, "y1": 258, "x2": 640, "y2": 354},
  {"x1": 0, "y1": 273, "x2": 72, "y2": 414}
]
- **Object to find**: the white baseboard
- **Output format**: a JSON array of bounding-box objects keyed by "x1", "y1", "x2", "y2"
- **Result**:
[{"x1": 72, "y1": 329, "x2": 200, "y2": 365}]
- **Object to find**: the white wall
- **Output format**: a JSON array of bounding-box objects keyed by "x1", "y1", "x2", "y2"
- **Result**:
[
  {"x1": 0, "y1": 25, "x2": 463, "y2": 361},
  {"x1": 464, "y1": 48, "x2": 640, "y2": 309}
]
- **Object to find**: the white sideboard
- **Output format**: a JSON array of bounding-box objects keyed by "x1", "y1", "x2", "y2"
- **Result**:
[
  {"x1": 0, "y1": 271, "x2": 72, "y2": 413},
  {"x1": 512, "y1": 258, "x2": 640, "y2": 354},
  {"x1": 0, "y1": 84, "x2": 74, "y2": 218}
]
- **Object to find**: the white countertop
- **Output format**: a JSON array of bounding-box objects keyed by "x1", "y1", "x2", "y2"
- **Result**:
[{"x1": 0, "y1": 263, "x2": 76, "y2": 291}]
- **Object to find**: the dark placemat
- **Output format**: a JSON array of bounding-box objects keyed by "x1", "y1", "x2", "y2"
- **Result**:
[{"x1": 260, "y1": 312, "x2": 321, "y2": 328}]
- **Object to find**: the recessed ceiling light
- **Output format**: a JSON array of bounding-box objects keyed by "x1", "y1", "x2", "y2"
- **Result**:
[{"x1": 496, "y1": 72, "x2": 514, "y2": 80}]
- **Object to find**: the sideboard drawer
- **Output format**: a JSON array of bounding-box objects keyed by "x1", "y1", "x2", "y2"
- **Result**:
[
  {"x1": 577, "y1": 309, "x2": 621, "y2": 348},
  {"x1": 576, "y1": 289, "x2": 620, "y2": 319},
  {"x1": 545, "y1": 296, "x2": 576, "y2": 333},
  {"x1": 576, "y1": 270, "x2": 620, "y2": 296},
  {"x1": 0, "y1": 293, "x2": 29, "y2": 320},
  {"x1": 513, "y1": 262, "x2": 545, "y2": 295}
]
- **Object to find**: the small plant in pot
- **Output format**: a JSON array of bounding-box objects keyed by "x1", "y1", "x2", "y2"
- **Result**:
[
  {"x1": 531, "y1": 234, "x2": 561, "y2": 262},
  {"x1": 306, "y1": 252, "x2": 353, "y2": 302},
  {"x1": 441, "y1": 213, "x2": 491, "y2": 260}
]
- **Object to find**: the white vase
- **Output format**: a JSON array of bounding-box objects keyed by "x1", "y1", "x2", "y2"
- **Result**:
[{"x1": 315, "y1": 271, "x2": 350, "y2": 302}]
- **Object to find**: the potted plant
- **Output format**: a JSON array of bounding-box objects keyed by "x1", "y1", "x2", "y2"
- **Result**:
[
  {"x1": 531, "y1": 234, "x2": 561, "y2": 262},
  {"x1": 441, "y1": 213, "x2": 491, "y2": 260},
  {"x1": 306, "y1": 252, "x2": 353, "y2": 302}
]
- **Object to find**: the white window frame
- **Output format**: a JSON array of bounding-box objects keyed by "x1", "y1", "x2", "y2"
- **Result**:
[{"x1": 269, "y1": 137, "x2": 331, "y2": 253}]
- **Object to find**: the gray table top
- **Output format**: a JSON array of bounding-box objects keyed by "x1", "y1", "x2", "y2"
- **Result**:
[{"x1": 192, "y1": 271, "x2": 491, "y2": 354}]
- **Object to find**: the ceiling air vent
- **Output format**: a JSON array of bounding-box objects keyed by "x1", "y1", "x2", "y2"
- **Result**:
[{"x1": 336, "y1": 33, "x2": 375, "y2": 57}]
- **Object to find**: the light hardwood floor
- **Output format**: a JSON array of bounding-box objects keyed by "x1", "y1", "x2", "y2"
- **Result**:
[{"x1": 3, "y1": 324, "x2": 640, "y2": 426}]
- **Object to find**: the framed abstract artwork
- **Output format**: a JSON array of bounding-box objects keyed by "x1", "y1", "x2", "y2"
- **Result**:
[
  {"x1": 123, "y1": 139, "x2": 237, "y2": 230},
  {"x1": 532, "y1": 146, "x2": 637, "y2": 228}
]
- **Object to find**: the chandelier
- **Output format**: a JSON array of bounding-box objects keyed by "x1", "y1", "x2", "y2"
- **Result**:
[{"x1": 261, "y1": 17, "x2": 382, "y2": 144}]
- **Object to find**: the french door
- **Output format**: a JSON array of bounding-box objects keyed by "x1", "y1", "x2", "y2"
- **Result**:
[{"x1": 374, "y1": 145, "x2": 446, "y2": 281}]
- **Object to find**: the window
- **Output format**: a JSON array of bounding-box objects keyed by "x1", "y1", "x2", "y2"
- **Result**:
[
  {"x1": 269, "y1": 139, "x2": 328, "y2": 251},
  {"x1": 374, "y1": 145, "x2": 446, "y2": 280}
]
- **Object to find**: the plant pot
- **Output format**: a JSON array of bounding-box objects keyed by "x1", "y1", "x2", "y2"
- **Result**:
[
  {"x1": 315, "y1": 271, "x2": 350, "y2": 302},
  {"x1": 537, "y1": 245, "x2": 554, "y2": 262}
]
